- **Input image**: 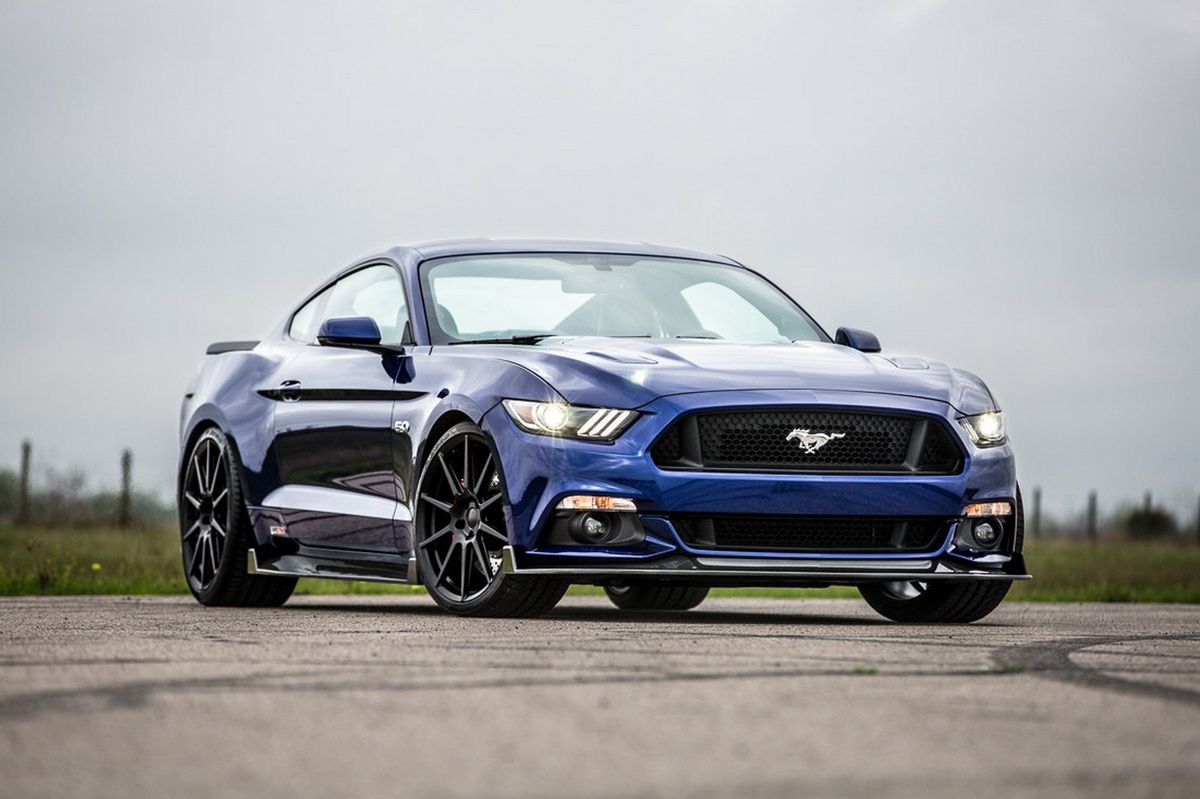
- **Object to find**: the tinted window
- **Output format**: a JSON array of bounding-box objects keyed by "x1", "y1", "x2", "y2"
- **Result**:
[
  {"x1": 323, "y1": 265, "x2": 408, "y2": 345},
  {"x1": 289, "y1": 264, "x2": 409, "y2": 346},
  {"x1": 289, "y1": 286, "x2": 332, "y2": 343}
]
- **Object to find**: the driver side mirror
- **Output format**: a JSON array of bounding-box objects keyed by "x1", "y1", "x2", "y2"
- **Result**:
[
  {"x1": 317, "y1": 317, "x2": 390, "y2": 350},
  {"x1": 835, "y1": 327, "x2": 881, "y2": 353}
]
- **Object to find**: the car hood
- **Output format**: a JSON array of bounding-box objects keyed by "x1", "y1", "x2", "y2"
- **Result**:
[{"x1": 484, "y1": 338, "x2": 997, "y2": 414}]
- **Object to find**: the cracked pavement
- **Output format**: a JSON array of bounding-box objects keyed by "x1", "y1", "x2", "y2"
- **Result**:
[{"x1": 2, "y1": 596, "x2": 1198, "y2": 798}]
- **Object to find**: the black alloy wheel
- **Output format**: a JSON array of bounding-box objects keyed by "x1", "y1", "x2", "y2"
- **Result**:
[
  {"x1": 180, "y1": 429, "x2": 232, "y2": 593},
  {"x1": 179, "y1": 427, "x2": 296, "y2": 606},
  {"x1": 414, "y1": 422, "x2": 567, "y2": 616}
]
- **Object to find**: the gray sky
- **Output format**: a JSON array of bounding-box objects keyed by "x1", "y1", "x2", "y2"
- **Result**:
[{"x1": 1, "y1": 1, "x2": 1198, "y2": 523}]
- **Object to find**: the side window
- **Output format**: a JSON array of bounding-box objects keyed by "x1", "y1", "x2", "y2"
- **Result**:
[
  {"x1": 322, "y1": 265, "x2": 409, "y2": 346},
  {"x1": 288, "y1": 286, "x2": 333, "y2": 344}
]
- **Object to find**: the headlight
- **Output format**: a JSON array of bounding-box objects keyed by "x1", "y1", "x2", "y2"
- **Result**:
[
  {"x1": 959, "y1": 411, "x2": 1006, "y2": 447},
  {"x1": 502, "y1": 400, "x2": 638, "y2": 441}
]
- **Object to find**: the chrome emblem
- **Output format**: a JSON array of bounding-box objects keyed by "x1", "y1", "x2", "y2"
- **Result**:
[{"x1": 786, "y1": 429, "x2": 846, "y2": 454}]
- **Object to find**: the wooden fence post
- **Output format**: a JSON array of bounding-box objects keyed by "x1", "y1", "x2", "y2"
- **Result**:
[
  {"x1": 1031, "y1": 486, "x2": 1042, "y2": 539},
  {"x1": 16, "y1": 440, "x2": 31, "y2": 526},
  {"x1": 1086, "y1": 491, "x2": 1098, "y2": 542},
  {"x1": 117, "y1": 449, "x2": 133, "y2": 529}
]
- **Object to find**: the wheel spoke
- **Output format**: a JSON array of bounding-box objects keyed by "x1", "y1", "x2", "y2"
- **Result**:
[
  {"x1": 463, "y1": 440, "x2": 470, "y2": 494},
  {"x1": 207, "y1": 446, "x2": 221, "y2": 494},
  {"x1": 434, "y1": 543, "x2": 456, "y2": 585},
  {"x1": 184, "y1": 491, "x2": 202, "y2": 510},
  {"x1": 419, "y1": 524, "x2": 454, "y2": 549},
  {"x1": 472, "y1": 453, "x2": 493, "y2": 495},
  {"x1": 437, "y1": 453, "x2": 460, "y2": 495},
  {"x1": 477, "y1": 493, "x2": 502, "y2": 511},
  {"x1": 203, "y1": 442, "x2": 214, "y2": 493},
  {"x1": 198, "y1": 542, "x2": 208, "y2": 581},
  {"x1": 182, "y1": 519, "x2": 202, "y2": 541},
  {"x1": 205, "y1": 536, "x2": 217, "y2": 579},
  {"x1": 478, "y1": 522, "x2": 507, "y2": 544},
  {"x1": 420, "y1": 494, "x2": 452, "y2": 513},
  {"x1": 186, "y1": 539, "x2": 201, "y2": 575},
  {"x1": 209, "y1": 518, "x2": 227, "y2": 542},
  {"x1": 471, "y1": 538, "x2": 491, "y2": 579},
  {"x1": 211, "y1": 488, "x2": 228, "y2": 508},
  {"x1": 191, "y1": 454, "x2": 204, "y2": 493},
  {"x1": 459, "y1": 544, "x2": 468, "y2": 600}
]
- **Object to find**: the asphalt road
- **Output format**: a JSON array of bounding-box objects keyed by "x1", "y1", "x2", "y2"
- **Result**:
[{"x1": 2, "y1": 595, "x2": 1198, "y2": 799}]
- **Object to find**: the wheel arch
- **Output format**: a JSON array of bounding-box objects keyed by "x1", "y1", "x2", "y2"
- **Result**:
[
  {"x1": 178, "y1": 417, "x2": 252, "y2": 510},
  {"x1": 416, "y1": 409, "x2": 476, "y2": 474}
]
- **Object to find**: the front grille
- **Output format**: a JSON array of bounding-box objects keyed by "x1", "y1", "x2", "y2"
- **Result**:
[
  {"x1": 671, "y1": 515, "x2": 948, "y2": 553},
  {"x1": 651, "y1": 409, "x2": 962, "y2": 473}
]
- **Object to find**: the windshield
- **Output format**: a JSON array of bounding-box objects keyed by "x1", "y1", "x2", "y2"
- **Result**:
[{"x1": 419, "y1": 254, "x2": 826, "y2": 345}]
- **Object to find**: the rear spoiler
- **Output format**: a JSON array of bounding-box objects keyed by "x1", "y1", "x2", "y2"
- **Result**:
[{"x1": 206, "y1": 340, "x2": 259, "y2": 355}]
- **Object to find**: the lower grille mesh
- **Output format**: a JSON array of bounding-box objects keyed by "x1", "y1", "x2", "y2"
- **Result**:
[{"x1": 670, "y1": 515, "x2": 947, "y2": 553}]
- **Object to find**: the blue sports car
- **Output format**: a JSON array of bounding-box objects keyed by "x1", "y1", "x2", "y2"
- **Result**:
[{"x1": 179, "y1": 239, "x2": 1029, "y2": 621}]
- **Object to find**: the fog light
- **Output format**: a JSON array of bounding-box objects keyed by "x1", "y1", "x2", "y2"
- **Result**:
[
  {"x1": 972, "y1": 519, "x2": 1001, "y2": 548},
  {"x1": 568, "y1": 512, "x2": 612, "y2": 544},
  {"x1": 583, "y1": 515, "x2": 607, "y2": 537}
]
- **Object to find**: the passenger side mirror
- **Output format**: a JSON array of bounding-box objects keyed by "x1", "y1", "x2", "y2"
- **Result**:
[
  {"x1": 835, "y1": 327, "x2": 881, "y2": 353},
  {"x1": 317, "y1": 317, "x2": 393, "y2": 351}
]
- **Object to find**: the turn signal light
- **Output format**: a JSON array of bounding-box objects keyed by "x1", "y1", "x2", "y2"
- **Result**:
[
  {"x1": 963, "y1": 501, "x2": 1013, "y2": 518},
  {"x1": 556, "y1": 495, "x2": 637, "y2": 512}
]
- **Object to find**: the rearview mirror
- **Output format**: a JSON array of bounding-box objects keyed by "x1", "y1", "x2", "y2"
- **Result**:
[
  {"x1": 835, "y1": 327, "x2": 881, "y2": 353},
  {"x1": 317, "y1": 316, "x2": 385, "y2": 349}
]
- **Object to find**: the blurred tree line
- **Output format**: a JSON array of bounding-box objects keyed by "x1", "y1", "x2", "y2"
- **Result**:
[
  {"x1": 0, "y1": 466, "x2": 174, "y2": 528},
  {"x1": 1029, "y1": 494, "x2": 1196, "y2": 541}
]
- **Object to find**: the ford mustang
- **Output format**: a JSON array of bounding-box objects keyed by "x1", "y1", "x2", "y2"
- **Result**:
[{"x1": 179, "y1": 239, "x2": 1029, "y2": 621}]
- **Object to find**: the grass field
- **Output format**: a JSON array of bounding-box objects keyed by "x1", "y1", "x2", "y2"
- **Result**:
[{"x1": 1, "y1": 523, "x2": 1198, "y2": 602}]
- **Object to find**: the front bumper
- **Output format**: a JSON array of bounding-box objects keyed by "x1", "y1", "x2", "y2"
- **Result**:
[
  {"x1": 502, "y1": 547, "x2": 1031, "y2": 586},
  {"x1": 482, "y1": 389, "x2": 1026, "y2": 584}
]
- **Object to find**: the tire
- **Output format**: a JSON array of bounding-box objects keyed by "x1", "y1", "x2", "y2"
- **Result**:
[
  {"x1": 179, "y1": 427, "x2": 296, "y2": 607},
  {"x1": 858, "y1": 579, "x2": 1011, "y2": 624},
  {"x1": 858, "y1": 487, "x2": 1024, "y2": 623},
  {"x1": 413, "y1": 421, "x2": 568, "y2": 617},
  {"x1": 604, "y1": 581, "x2": 710, "y2": 611}
]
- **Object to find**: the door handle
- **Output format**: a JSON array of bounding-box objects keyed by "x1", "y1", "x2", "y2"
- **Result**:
[{"x1": 278, "y1": 380, "x2": 302, "y2": 402}]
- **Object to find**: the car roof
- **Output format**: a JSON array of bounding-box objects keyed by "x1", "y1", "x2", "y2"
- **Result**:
[{"x1": 369, "y1": 238, "x2": 744, "y2": 269}]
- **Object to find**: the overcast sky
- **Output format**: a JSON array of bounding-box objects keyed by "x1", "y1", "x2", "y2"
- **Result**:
[{"x1": 1, "y1": 1, "x2": 1197, "y2": 522}]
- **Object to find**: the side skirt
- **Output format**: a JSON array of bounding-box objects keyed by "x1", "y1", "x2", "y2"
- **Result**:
[{"x1": 249, "y1": 547, "x2": 418, "y2": 585}]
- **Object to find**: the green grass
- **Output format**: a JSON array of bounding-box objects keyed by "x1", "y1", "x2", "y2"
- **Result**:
[{"x1": 1, "y1": 523, "x2": 1198, "y2": 602}]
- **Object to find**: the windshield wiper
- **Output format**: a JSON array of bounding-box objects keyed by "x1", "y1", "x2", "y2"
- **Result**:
[{"x1": 446, "y1": 334, "x2": 559, "y2": 346}]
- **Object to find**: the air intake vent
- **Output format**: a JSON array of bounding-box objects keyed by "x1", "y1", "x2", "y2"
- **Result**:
[{"x1": 671, "y1": 515, "x2": 948, "y2": 553}]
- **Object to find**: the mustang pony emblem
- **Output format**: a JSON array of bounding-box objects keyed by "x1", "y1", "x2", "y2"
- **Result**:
[{"x1": 786, "y1": 429, "x2": 846, "y2": 454}]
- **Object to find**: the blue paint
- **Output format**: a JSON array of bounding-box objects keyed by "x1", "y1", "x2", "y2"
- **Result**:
[{"x1": 180, "y1": 239, "x2": 1019, "y2": 575}]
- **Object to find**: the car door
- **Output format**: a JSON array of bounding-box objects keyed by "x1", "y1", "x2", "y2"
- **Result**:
[{"x1": 265, "y1": 263, "x2": 416, "y2": 551}]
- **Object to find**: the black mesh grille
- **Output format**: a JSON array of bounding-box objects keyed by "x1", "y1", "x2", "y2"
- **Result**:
[
  {"x1": 651, "y1": 409, "x2": 961, "y2": 473},
  {"x1": 671, "y1": 515, "x2": 947, "y2": 553}
]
